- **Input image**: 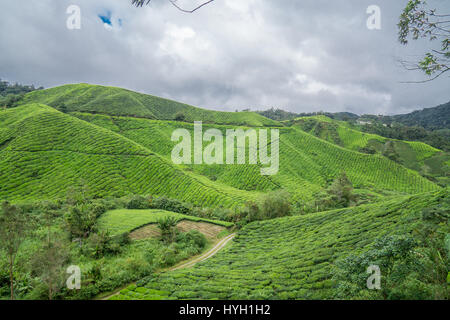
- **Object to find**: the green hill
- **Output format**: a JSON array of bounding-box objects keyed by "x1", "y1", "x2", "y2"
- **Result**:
[
  {"x1": 368, "y1": 101, "x2": 450, "y2": 130},
  {"x1": 0, "y1": 103, "x2": 257, "y2": 207},
  {"x1": 0, "y1": 83, "x2": 447, "y2": 301},
  {"x1": 290, "y1": 115, "x2": 449, "y2": 185},
  {"x1": 72, "y1": 112, "x2": 440, "y2": 201},
  {"x1": 113, "y1": 189, "x2": 448, "y2": 300},
  {"x1": 22, "y1": 83, "x2": 280, "y2": 127},
  {"x1": 0, "y1": 86, "x2": 441, "y2": 206}
]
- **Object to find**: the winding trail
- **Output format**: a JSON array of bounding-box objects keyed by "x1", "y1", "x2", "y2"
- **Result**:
[
  {"x1": 171, "y1": 233, "x2": 235, "y2": 270},
  {"x1": 101, "y1": 233, "x2": 236, "y2": 300}
]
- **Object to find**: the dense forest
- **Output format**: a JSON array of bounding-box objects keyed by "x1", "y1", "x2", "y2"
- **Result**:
[
  {"x1": 256, "y1": 108, "x2": 359, "y2": 122},
  {"x1": 0, "y1": 79, "x2": 43, "y2": 109},
  {"x1": 367, "y1": 101, "x2": 450, "y2": 130}
]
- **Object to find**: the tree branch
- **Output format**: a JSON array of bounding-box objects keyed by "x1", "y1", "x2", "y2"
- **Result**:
[
  {"x1": 399, "y1": 67, "x2": 450, "y2": 83},
  {"x1": 132, "y1": 0, "x2": 214, "y2": 13}
]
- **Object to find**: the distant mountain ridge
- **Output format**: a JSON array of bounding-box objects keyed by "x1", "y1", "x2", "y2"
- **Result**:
[
  {"x1": 376, "y1": 101, "x2": 450, "y2": 130},
  {"x1": 257, "y1": 101, "x2": 450, "y2": 130}
]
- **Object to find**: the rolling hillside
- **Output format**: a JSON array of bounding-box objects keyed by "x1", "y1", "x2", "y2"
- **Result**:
[
  {"x1": 0, "y1": 85, "x2": 442, "y2": 206},
  {"x1": 22, "y1": 84, "x2": 280, "y2": 127},
  {"x1": 290, "y1": 115, "x2": 449, "y2": 185},
  {"x1": 72, "y1": 112, "x2": 440, "y2": 200},
  {"x1": 113, "y1": 189, "x2": 448, "y2": 300},
  {"x1": 0, "y1": 103, "x2": 257, "y2": 207},
  {"x1": 0, "y1": 83, "x2": 447, "y2": 301}
]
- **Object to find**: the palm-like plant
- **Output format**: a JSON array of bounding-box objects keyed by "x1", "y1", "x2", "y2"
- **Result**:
[{"x1": 157, "y1": 216, "x2": 178, "y2": 242}]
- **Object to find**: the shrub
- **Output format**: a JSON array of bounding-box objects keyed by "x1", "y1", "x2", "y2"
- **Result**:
[
  {"x1": 157, "y1": 246, "x2": 178, "y2": 267},
  {"x1": 177, "y1": 230, "x2": 207, "y2": 249},
  {"x1": 359, "y1": 146, "x2": 377, "y2": 154},
  {"x1": 174, "y1": 112, "x2": 186, "y2": 122},
  {"x1": 259, "y1": 190, "x2": 292, "y2": 220},
  {"x1": 152, "y1": 196, "x2": 191, "y2": 215},
  {"x1": 239, "y1": 190, "x2": 292, "y2": 223},
  {"x1": 91, "y1": 204, "x2": 106, "y2": 217},
  {"x1": 65, "y1": 204, "x2": 97, "y2": 239},
  {"x1": 126, "y1": 195, "x2": 151, "y2": 209}
]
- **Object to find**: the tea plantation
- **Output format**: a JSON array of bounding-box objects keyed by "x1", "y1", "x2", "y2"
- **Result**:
[
  {"x1": 22, "y1": 84, "x2": 280, "y2": 127},
  {"x1": 291, "y1": 116, "x2": 448, "y2": 181},
  {"x1": 0, "y1": 84, "x2": 448, "y2": 301},
  {"x1": 72, "y1": 112, "x2": 439, "y2": 201},
  {"x1": 114, "y1": 190, "x2": 448, "y2": 300},
  {"x1": 0, "y1": 104, "x2": 257, "y2": 207}
]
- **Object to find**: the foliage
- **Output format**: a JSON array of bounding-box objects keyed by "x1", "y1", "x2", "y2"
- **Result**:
[
  {"x1": 65, "y1": 204, "x2": 98, "y2": 239},
  {"x1": 151, "y1": 196, "x2": 191, "y2": 215},
  {"x1": 327, "y1": 172, "x2": 356, "y2": 207},
  {"x1": 333, "y1": 236, "x2": 419, "y2": 299},
  {"x1": 258, "y1": 189, "x2": 292, "y2": 220},
  {"x1": 30, "y1": 232, "x2": 70, "y2": 300},
  {"x1": 383, "y1": 141, "x2": 400, "y2": 163},
  {"x1": 157, "y1": 216, "x2": 178, "y2": 243},
  {"x1": 257, "y1": 108, "x2": 358, "y2": 122},
  {"x1": 176, "y1": 230, "x2": 207, "y2": 249},
  {"x1": 0, "y1": 196, "x2": 216, "y2": 300},
  {"x1": 174, "y1": 112, "x2": 186, "y2": 122},
  {"x1": 296, "y1": 172, "x2": 357, "y2": 213},
  {"x1": 398, "y1": 0, "x2": 450, "y2": 81},
  {"x1": 116, "y1": 190, "x2": 447, "y2": 300},
  {"x1": 127, "y1": 195, "x2": 152, "y2": 209},
  {"x1": 236, "y1": 190, "x2": 292, "y2": 224},
  {"x1": 333, "y1": 196, "x2": 449, "y2": 300},
  {"x1": 0, "y1": 79, "x2": 42, "y2": 97},
  {"x1": 0, "y1": 93, "x2": 25, "y2": 109},
  {"x1": 0, "y1": 201, "x2": 31, "y2": 299}
]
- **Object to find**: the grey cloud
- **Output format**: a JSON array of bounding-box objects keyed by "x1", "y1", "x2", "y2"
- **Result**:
[{"x1": 0, "y1": 0, "x2": 448, "y2": 115}]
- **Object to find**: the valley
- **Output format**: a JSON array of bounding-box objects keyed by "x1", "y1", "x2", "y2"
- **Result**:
[{"x1": 0, "y1": 84, "x2": 448, "y2": 300}]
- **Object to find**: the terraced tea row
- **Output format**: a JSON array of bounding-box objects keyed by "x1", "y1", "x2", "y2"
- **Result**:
[
  {"x1": 23, "y1": 83, "x2": 280, "y2": 127},
  {"x1": 0, "y1": 94, "x2": 441, "y2": 206},
  {"x1": 0, "y1": 104, "x2": 257, "y2": 206},
  {"x1": 74, "y1": 112, "x2": 440, "y2": 200},
  {"x1": 114, "y1": 190, "x2": 447, "y2": 300},
  {"x1": 292, "y1": 116, "x2": 447, "y2": 177}
]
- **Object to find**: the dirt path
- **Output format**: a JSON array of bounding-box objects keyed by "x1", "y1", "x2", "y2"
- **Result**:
[
  {"x1": 101, "y1": 233, "x2": 236, "y2": 300},
  {"x1": 171, "y1": 233, "x2": 235, "y2": 270}
]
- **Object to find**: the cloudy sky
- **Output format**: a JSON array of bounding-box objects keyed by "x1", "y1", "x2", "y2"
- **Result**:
[{"x1": 0, "y1": 0, "x2": 449, "y2": 115}]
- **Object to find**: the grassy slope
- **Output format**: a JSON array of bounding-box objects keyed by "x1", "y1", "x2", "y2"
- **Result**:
[
  {"x1": 291, "y1": 116, "x2": 448, "y2": 177},
  {"x1": 114, "y1": 189, "x2": 447, "y2": 300},
  {"x1": 98, "y1": 209, "x2": 233, "y2": 236},
  {"x1": 0, "y1": 104, "x2": 257, "y2": 207},
  {"x1": 0, "y1": 87, "x2": 441, "y2": 205},
  {"x1": 22, "y1": 83, "x2": 280, "y2": 127},
  {"x1": 73, "y1": 112, "x2": 439, "y2": 201}
]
